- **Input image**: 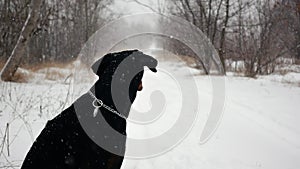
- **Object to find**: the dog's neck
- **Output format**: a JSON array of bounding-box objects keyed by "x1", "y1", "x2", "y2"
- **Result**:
[
  {"x1": 88, "y1": 89, "x2": 127, "y2": 120},
  {"x1": 89, "y1": 84, "x2": 132, "y2": 119},
  {"x1": 76, "y1": 85, "x2": 127, "y2": 134}
]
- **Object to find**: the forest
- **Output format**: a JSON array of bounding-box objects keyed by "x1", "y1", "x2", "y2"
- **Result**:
[{"x1": 0, "y1": 0, "x2": 299, "y2": 81}]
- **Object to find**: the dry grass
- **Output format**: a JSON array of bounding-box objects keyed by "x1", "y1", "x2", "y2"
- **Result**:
[
  {"x1": 44, "y1": 69, "x2": 67, "y2": 81},
  {"x1": 180, "y1": 55, "x2": 199, "y2": 67},
  {"x1": 278, "y1": 68, "x2": 290, "y2": 76},
  {"x1": 9, "y1": 70, "x2": 32, "y2": 83},
  {"x1": 0, "y1": 60, "x2": 31, "y2": 83},
  {"x1": 0, "y1": 60, "x2": 75, "y2": 83},
  {"x1": 22, "y1": 61, "x2": 74, "y2": 72},
  {"x1": 33, "y1": 61, "x2": 75, "y2": 82}
]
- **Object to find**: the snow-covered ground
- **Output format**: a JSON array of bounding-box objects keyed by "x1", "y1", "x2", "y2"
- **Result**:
[{"x1": 0, "y1": 59, "x2": 300, "y2": 169}]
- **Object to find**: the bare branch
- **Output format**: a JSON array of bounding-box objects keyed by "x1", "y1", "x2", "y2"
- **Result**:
[{"x1": 129, "y1": 0, "x2": 159, "y2": 13}]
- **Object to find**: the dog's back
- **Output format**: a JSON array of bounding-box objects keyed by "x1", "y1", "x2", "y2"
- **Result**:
[
  {"x1": 21, "y1": 50, "x2": 157, "y2": 169},
  {"x1": 21, "y1": 102, "x2": 125, "y2": 169}
]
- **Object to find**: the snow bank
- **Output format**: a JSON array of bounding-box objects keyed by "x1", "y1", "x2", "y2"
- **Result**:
[{"x1": 1, "y1": 61, "x2": 300, "y2": 169}]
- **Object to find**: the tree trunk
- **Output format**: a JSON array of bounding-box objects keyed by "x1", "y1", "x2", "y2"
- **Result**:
[
  {"x1": 0, "y1": 0, "x2": 42, "y2": 81},
  {"x1": 219, "y1": 0, "x2": 230, "y2": 74},
  {"x1": 297, "y1": 1, "x2": 300, "y2": 59}
]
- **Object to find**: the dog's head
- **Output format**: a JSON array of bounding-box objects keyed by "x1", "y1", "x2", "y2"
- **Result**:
[
  {"x1": 91, "y1": 50, "x2": 157, "y2": 116},
  {"x1": 92, "y1": 50, "x2": 157, "y2": 76}
]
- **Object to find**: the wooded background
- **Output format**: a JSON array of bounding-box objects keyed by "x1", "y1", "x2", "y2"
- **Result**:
[{"x1": 0, "y1": 0, "x2": 299, "y2": 80}]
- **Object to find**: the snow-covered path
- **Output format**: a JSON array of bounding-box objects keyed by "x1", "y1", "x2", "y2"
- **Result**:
[
  {"x1": 201, "y1": 77, "x2": 300, "y2": 169},
  {"x1": 1, "y1": 61, "x2": 300, "y2": 169},
  {"x1": 123, "y1": 64, "x2": 300, "y2": 169}
]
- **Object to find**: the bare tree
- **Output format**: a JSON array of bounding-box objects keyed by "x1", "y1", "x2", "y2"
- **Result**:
[
  {"x1": 227, "y1": 0, "x2": 299, "y2": 77},
  {"x1": 0, "y1": 0, "x2": 113, "y2": 81},
  {"x1": 291, "y1": 0, "x2": 300, "y2": 60},
  {"x1": 1, "y1": 0, "x2": 42, "y2": 81},
  {"x1": 163, "y1": 0, "x2": 234, "y2": 74},
  {"x1": 0, "y1": 0, "x2": 31, "y2": 63}
]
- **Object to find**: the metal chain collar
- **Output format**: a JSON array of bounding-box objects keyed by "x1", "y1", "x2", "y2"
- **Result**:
[{"x1": 88, "y1": 90, "x2": 127, "y2": 120}]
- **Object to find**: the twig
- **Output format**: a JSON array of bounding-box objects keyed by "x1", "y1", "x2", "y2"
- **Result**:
[
  {"x1": 0, "y1": 123, "x2": 8, "y2": 156},
  {"x1": 129, "y1": 0, "x2": 159, "y2": 13},
  {"x1": 6, "y1": 123, "x2": 9, "y2": 157},
  {"x1": 61, "y1": 79, "x2": 72, "y2": 111}
]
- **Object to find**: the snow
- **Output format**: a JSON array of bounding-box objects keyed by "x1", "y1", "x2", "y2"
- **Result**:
[
  {"x1": 259, "y1": 72, "x2": 300, "y2": 86},
  {"x1": 1, "y1": 59, "x2": 300, "y2": 169}
]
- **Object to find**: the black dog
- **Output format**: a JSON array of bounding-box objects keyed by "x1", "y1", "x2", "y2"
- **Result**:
[{"x1": 21, "y1": 50, "x2": 158, "y2": 169}]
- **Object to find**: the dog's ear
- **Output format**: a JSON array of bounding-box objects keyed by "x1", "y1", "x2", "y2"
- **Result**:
[
  {"x1": 91, "y1": 53, "x2": 111, "y2": 76},
  {"x1": 92, "y1": 50, "x2": 158, "y2": 76},
  {"x1": 132, "y1": 51, "x2": 158, "y2": 73}
]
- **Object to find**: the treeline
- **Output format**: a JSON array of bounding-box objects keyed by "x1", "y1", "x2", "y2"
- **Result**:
[
  {"x1": 164, "y1": 0, "x2": 300, "y2": 76},
  {"x1": 1, "y1": 0, "x2": 299, "y2": 78},
  {"x1": 0, "y1": 0, "x2": 112, "y2": 66}
]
